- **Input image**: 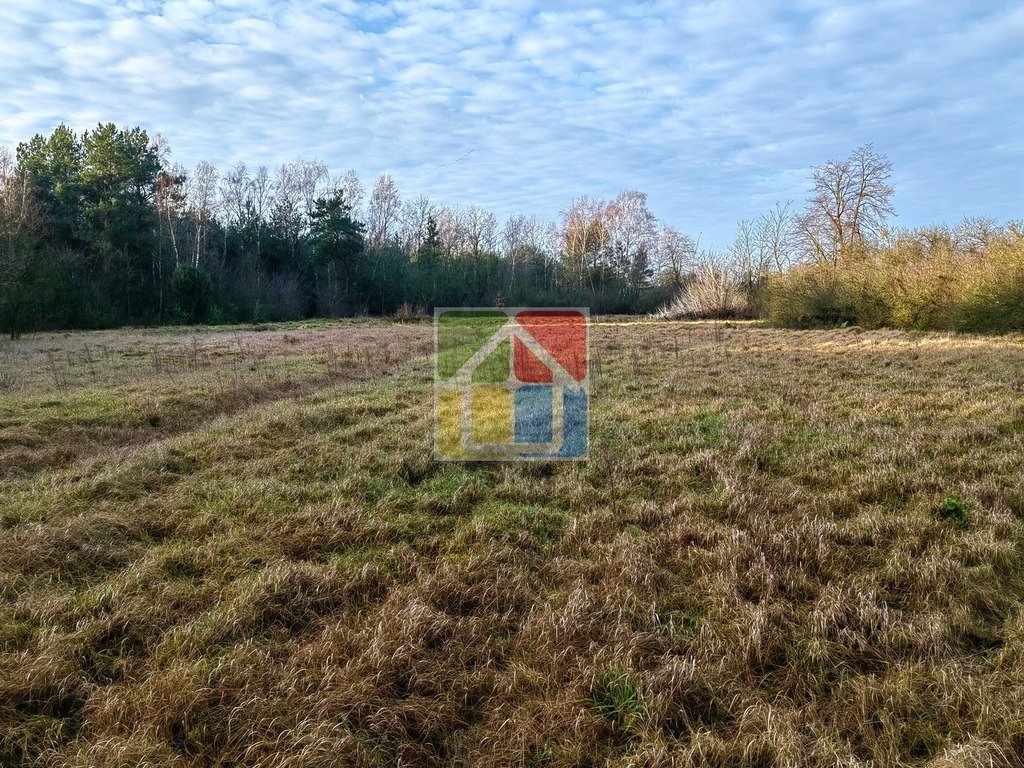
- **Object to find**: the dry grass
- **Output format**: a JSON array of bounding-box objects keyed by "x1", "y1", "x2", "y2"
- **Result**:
[
  {"x1": 656, "y1": 266, "x2": 748, "y2": 320},
  {"x1": 2, "y1": 319, "x2": 1024, "y2": 767},
  {"x1": 0, "y1": 320, "x2": 432, "y2": 481}
]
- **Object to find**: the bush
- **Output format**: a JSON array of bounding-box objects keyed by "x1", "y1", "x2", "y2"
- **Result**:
[
  {"x1": 765, "y1": 262, "x2": 887, "y2": 328},
  {"x1": 766, "y1": 230, "x2": 1024, "y2": 333},
  {"x1": 953, "y1": 281, "x2": 1024, "y2": 333},
  {"x1": 657, "y1": 264, "x2": 749, "y2": 319},
  {"x1": 949, "y1": 239, "x2": 1024, "y2": 333}
]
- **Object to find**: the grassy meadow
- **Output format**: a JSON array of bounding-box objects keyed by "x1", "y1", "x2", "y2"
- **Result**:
[{"x1": 2, "y1": 319, "x2": 1024, "y2": 767}]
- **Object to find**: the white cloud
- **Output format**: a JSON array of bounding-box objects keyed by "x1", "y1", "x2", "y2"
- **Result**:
[{"x1": 0, "y1": 0, "x2": 1021, "y2": 245}]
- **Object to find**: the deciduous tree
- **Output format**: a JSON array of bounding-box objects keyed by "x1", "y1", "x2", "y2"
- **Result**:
[{"x1": 798, "y1": 144, "x2": 895, "y2": 265}]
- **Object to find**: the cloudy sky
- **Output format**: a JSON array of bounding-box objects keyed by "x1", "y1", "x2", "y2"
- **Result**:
[{"x1": 2, "y1": 0, "x2": 1022, "y2": 246}]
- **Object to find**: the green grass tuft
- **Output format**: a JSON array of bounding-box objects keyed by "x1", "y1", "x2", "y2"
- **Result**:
[
  {"x1": 589, "y1": 668, "x2": 646, "y2": 732},
  {"x1": 937, "y1": 494, "x2": 970, "y2": 527}
]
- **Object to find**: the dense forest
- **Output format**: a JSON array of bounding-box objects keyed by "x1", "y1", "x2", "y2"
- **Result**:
[
  {"x1": 0, "y1": 123, "x2": 695, "y2": 337},
  {"x1": 1, "y1": 123, "x2": 1021, "y2": 337}
]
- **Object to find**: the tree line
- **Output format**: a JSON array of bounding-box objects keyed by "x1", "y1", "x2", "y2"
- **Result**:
[
  {"x1": 3, "y1": 124, "x2": 1020, "y2": 337},
  {"x1": 0, "y1": 123, "x2": 705, "y2": 337}
]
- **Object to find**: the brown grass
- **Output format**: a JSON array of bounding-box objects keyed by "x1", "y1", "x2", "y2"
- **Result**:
[
  {"x1": 656, "y1": 266, "x2": 748, "y2": 320},
  {"x1": 2, "y1": 319, "x2": 1023, "y2": 767}
]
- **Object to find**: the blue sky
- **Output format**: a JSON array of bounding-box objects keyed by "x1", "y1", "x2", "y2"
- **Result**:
[{"x1": 1, "y1": 0, "x2": 1022, "y2": 247}]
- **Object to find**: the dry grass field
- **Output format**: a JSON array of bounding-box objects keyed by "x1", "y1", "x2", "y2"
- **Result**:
[{"x1": 2, "y1": 319, "x2": 1024, "y2": 767}]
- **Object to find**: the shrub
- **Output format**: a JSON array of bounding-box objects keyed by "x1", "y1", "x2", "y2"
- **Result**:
[
  {"x1": 765, "y1": 261, "x2": 888, "y2": 328},
  {"x1": 657, "y1": 264, "x2": 748, "y2": 319},
  {"x1": 766, "y1": 228, "x2": 1024, "y2": 333},
  {"x1": 950, "y1": 239, "x2": 1024, "y2": 333}
]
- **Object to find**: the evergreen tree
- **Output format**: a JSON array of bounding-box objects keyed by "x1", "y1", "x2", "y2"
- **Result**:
[{"x1": 309, "y1": 190, "x2": 365, "y2": 314}]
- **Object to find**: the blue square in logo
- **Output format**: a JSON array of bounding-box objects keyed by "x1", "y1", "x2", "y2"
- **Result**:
[
  {"x1": 514, "y1": 385, "x2": 553, "y2": 443},
  {"x1": 557, "y1": 388, "x2": 588, "y2": 457}
]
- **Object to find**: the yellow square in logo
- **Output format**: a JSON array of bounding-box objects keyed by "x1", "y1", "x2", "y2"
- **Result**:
[
  {"x1": 471, "y1": 385, "x2": 512, "y2": 445},
  {"x1": 436, "y1": 388, "x2": 465, "y2": 458}
]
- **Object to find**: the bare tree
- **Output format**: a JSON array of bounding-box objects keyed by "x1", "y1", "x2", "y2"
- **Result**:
[
  {"x1": 220, "y1": 161, "x2": 250, "y2": 227},
  {"x1": 0, "y1": 146, "x2": 20, "y2": 217},
  {"x1": 339, "y1": 169, "x2": 364, "y2": 220},
  {"x1": 434, "y1": 205, "x2": 463, "y2": 255},
  {"x1": 731, "y1": 201, "x2": 798, "y2": 302},
  {"x1": 273, "y1": 160, "x2": 328, "y2": 241},
  {"x1": 252, "y1": 165, "x2": 273, "y2": 221},
  {"x1": 461, "y1": 205, "x2": 497, "y2": 257},
  {"x1": 757, "y1": 200, "x2": 797, "y2": 272},
  {"x1": 654, "y1": 225, "x2": 697, "y2": 290},
  {"x1": 560, "y1": 196, "x2": 608, "y2": 288},
  {"x1": 293, "y1": 159, "x2": 329, "y2": 219},
  {"x1": 151, "y1": 133, "x2": 172, "y2": 171},
  {"x1": 367, "y1": 173, "x2": 400, "y2": 249},
  {"x1": 502, "y1": 214, "x2": 527, "y2": 260},
  {"x1": 155, "y1": 163, "x2": 186, "y2": 267},
  {"x1": 0, "y1": 147, "x2": 43, "y2": 337},
  {"x1": 400, "y1": 194, "x2": 434, "y2": 252},
  {"x1": 188, "y1": 160, "x2": 219, "y2": 268},
  {"x1": 955, "y1": 215, "x2": 1000, "y2": 253},
  {"x1": 522, "y1": 215, "x2": 548, "y2": 255},
  {"x1": 502, "y1": 213, "x2": 539, "y2": 277},
  {"x1": 798, "y1": 144, "x2": 895, "y2": 265},
  {"x1": 605, "y1": 190, "x2": 657, "y2": 288},
  {"x1": 247, "y1": 165, "x2": 273, "y2": 262},
  {"x1": 272, "y1": 163, "x2": 304, "y2": 261}
]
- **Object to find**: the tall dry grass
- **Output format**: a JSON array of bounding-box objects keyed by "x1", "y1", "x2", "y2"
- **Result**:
[{"x1": 656, "y1": 264, "x2": 749, "y2": 320}]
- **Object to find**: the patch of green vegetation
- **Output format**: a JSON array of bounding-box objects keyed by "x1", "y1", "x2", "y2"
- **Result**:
[
  {"x1": 688, "y1": 406, "x2": 726, "y2": 446},
  {"x1": 524, "y1": 743, "x2": 553, "y2": 767},
  {"x1": 589, "y1": 668, "x2": 646, "y2": 733},
  {"x1": 938, "y1": 495, "x2": 970, "y2": 527},
  {"x1": 463, "y1": 501, "x2": 567, "y2": 546},
  {"x1": 0, "y1": 621, "x2": 34, "y2": 652}
]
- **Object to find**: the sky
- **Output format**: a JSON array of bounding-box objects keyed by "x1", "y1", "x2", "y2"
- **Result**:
[{"x1": 1, "y1": 0, "x2": 1022, "y2": 247}]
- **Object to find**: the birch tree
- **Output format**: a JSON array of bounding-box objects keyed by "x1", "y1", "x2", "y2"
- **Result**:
[
  {"x1": 561, "y1": 196, "x2": 607, "y2": 288},
  {"x1": 0, "y1": 146, "x2": 42, "y2": 337},
  {"x1": 339, "y1": 169, "x2": 365, "y2": 221},
  {"x1": 655, "y1": 225, "x2": 696, "y2": 290},
  {"x1": 400, "y1": 194, "x2": 434, "y2": 252},
  {"x1": 188, "y1": 160, "x2": 218, "y2": 268},
  {"x1": 606, "y1": 190, "x2": 656, "y2": 288},
  {"x1": 367, "y1": 173, "x2": 400, "y2": 248}
]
